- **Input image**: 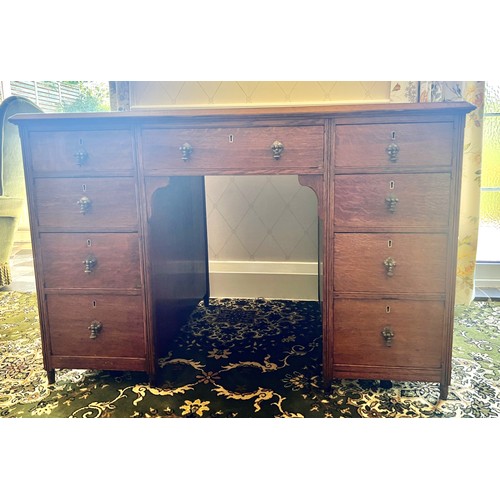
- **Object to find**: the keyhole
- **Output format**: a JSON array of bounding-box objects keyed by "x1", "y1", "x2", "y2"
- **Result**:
[
  {"x1": 87, "y1": 239, "x2": 92, "y2": 247},
  {"x1": 228, "y1": 134, "x2": 234, "y2": 143},
  {"x1": 389, "y1": 180, "x2": 395, "y2": 190},
  {"x1": 82, "y1": 184, "x2": 87, "y2": 192},
  {"x1": 92, "y1": 300, "x2": 97, "y2": 308},
  {"x1": 388, "y1": 239, "x2": 393, "y2": 248},
  {"x1": 386, "y1": 305, "x2": 391, "y2": 313},
  {"x1": 391, "y1": 131, "x2": 396, "y2": 141}
]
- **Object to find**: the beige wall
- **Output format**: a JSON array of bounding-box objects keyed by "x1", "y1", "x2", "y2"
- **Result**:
[
  {"x1": 130, "y1": 81, "x2": 392, "y2": 298},
  {"x1": 129, "y1": 81, "x2": 390, "y2": 108}
]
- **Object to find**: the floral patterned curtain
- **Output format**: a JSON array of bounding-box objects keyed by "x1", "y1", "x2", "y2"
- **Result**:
[
  {"x1": 455, "y1": 83, "x2": 485, "y2": 304},
  {"x1": 109, "y1": 82, "x2": 130, "y2": 111},
  {"x1": 390, "y1": 81, "x2": 485, "y2": 305}
]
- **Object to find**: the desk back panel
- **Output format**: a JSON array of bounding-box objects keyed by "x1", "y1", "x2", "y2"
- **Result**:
[{"x1": 147, "y1": 176, "x2": 209, "y2": 355}]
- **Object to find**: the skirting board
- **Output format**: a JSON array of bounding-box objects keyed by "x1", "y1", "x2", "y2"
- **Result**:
[
  {"x1": 209, "y1": 260, "x2": 319, "y2": 301},
  {"x1": 14, "y1": 229, "x2": 31, "y2": 243},
  {"x1": 475, "y1": 262, "x2": 500, "y2": 288}
]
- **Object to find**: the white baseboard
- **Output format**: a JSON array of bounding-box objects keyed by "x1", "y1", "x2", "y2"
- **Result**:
[
  {"x1": 14, "y1": 229, "x2": 31, "y2": 243},
  {"x1": 475, "y1": 262, "x2": 500, "y2": 288},
  {"x1": 209, "y1": 260, "x2": 319, "y2": 301}
]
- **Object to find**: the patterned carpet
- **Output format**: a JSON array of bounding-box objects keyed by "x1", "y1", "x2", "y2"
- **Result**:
[{"x1": 1, "y1": 291, "x2": 499, "y2": 418}]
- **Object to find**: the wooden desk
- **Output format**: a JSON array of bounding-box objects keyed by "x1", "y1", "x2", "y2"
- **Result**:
[{"x1": 12, "y1": 102, "x2": 474, "y2": 399}]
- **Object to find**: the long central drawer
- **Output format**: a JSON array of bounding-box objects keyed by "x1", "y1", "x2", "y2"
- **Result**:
[{"x1": 141, "y1": 125, "x2": 324, "y2": 173}]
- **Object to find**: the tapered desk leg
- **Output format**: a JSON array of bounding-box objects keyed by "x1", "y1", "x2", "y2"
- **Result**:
[{"x1": 439, "y1": 384, "x2": 448, "y2": 400}]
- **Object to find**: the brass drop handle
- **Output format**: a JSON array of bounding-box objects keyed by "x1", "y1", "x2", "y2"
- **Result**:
[
  {"x1": 77, "y1": 196, "x2": 92, "y2": 214},
  {"x1": 83, "y1": 255, "x2": 97, "y2": 273},
  {"x1": 180, "y1": 142, "x2": 193, "y2": 161},
  {"x1": 381, "y1": 326, "x2": 395, "y2": 346},
  {"x1": 384, "y1": 257, "x2": 396, "y2": 277},
  {"x1": 385, "y1": 195, "x2": 399, "y2": 212},
  {"x1": 88, "y1": 320, "x2": 103, "y2": 339},
  {"x1": 271, "y1": 140, "x2": 284, "y2": 160},
  {"x1": 386, "y1": 142, "x2": 399, "y2": 162},
  {"x1": 74, "y1": 148, "x2": 89, "y2": 166}
]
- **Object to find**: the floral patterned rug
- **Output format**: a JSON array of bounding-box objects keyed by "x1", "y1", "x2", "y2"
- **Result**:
[{"x1": 1, "y1": 291, "x2": 499, "y2": 418}]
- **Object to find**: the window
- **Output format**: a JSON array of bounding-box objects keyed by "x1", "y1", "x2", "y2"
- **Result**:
[{"x1": 476, "y1": 81, "x2": 500, "y2": 290}]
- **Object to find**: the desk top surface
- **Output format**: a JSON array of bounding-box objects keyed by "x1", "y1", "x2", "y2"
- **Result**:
[{"x1": 10, "y1": 101, "x2": 476, "y2": 125}]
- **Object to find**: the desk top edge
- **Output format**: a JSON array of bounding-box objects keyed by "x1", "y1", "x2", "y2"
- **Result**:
[{"x1": 9, "y1": 101, "x2": 476, "y2": 124}]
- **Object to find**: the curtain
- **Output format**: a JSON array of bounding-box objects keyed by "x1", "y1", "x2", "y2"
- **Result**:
[
  {"x1": 109, "y1": 82, "x2": 130, "y2": 111},
  {"x1": 455, "y1": 82, "x2": 485, "y2": 304}
]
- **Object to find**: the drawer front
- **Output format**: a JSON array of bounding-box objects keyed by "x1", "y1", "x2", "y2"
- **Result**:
[
  {"x1": 40, "y1": 233, "x2": 142, "y2": 289},
  {"x1": 34, "y1": 177, "x2": 138, "y2": 230},
  {"x1": 334, "y1": 173, "x2": 451, "y2": 229},
  {"x1": 333, "y1": 299, "x2": 444, "y2": 369},
  {"x1": 142, "y1": 125, "x2": 324, "y2": 172},
  {"x1": 29, "y1": 130, "x2": 135, "y2": 174},
  {"x1": 334, "y1": 122, "x2": 454, "y2": 168},
  {"x1": 334, "y1": 233, "x2": 448, "y2": 293},
  {"x1": 47, "y1": 294, "x2": 145, "y2": 358}
]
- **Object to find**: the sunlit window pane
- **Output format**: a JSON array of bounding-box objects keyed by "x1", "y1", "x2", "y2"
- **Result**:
[
  {"x1": 477, "y1": 193, "x2": 500, "y2": 262},
  {"x1": 477, "y1": 81, "x2": 500, "y2": 263},
  {"x1": 482, "y1": 116, "x2": 500, "y2": 188},
  {"x1": 485, "y1": 81, "x2": 500, "y2": 113},
  {"x1": 479, "y1": 191, "x2": 500, "y2": 225}
]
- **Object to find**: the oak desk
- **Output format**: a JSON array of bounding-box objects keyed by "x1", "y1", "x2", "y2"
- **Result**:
[{"x1": 12, "y1": 102, "x2": 474, "y2": 399}]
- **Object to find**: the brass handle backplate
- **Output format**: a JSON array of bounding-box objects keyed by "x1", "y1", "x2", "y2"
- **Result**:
[
  {"x1": 74, "y1": 149, "x2": 89, "y2": 166},
  {"x1": 385, "y1": 195, "x2": 399, "y2": 213},
  {"x1": 381, "y1": 326, "x2": 394, "y2": 346},
  {"x1": 271, "y1": 140, "x2": 284, "y2": 160},
  {"x1": 77, "y1": 196, "x2": 92, "y2": 214},
  {"x1": 384, "y1": 257, "x2": 396, "y2": 277},
  {"x1": 386, "y1": 142, "x2": 399, "y2": 162},
  {"x1": 180, "y1": 142, "x2": 193, "y2": 161},
  {"x1": 88, "y1": 320, "x2": 103, "y2": 339},
  {"x1": 83, "y1": 255, "x2": 97, "y2": 273}
]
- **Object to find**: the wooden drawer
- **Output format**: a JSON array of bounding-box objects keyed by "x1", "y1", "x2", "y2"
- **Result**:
[
  {"x1": 34, "y1": 177, "x2": 138, "y2": 230},
  {"x1": 47, "y1": 294, "x2": 145, "y2": 358},
  {"x1": 334, "y1": 173, "x2": 451, "y2": 230},
  {"x1": 333, "y1": 299, "x2": 444, "y2": 369},
  {"x1": 334, "y1": 233, "x2": 448, "y2": 294},
  {"x1": 142, "y1": 125, "x2": 324, "y2": 173},
  {"x1": 40, "y1": 233, "x2": 142, "y2": 289},
  {"x1": 334, "y1": 122, "x2": 454, "y2": 168},
  {"x1": 29, "y1": 129, "x2": 135, "y2": 174}
]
